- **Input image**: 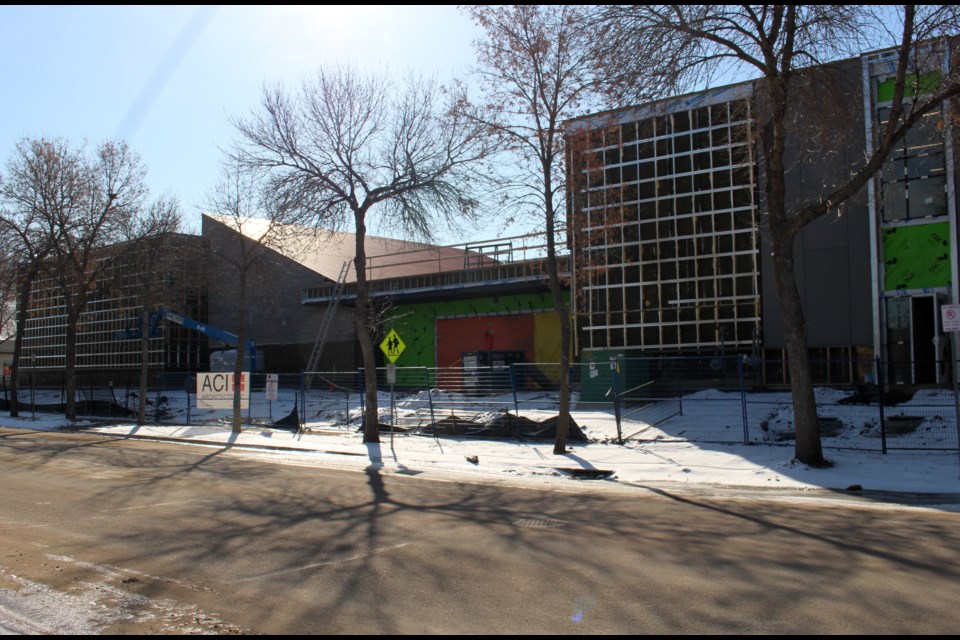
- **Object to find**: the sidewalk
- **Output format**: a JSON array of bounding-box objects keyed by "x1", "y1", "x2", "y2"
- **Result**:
[{"x1": 19, "y1": 416, "x2": 957, "y2": 507}]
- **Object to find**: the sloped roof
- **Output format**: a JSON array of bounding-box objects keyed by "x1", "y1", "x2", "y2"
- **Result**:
[{"x1": 202, "y1": 214, "x2": 485, "y2": 283}]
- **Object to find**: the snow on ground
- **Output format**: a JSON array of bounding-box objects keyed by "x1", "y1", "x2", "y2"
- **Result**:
[
  {"x1": 3, "y1": 387, "x2": 960, "y2": 635},
  {"x1": 2, "y1": 386, "x2": 960, "y2": 497}
]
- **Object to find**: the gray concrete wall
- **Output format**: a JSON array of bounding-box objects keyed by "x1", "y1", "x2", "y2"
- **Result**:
[
  {"x1": 759, "y1": 56, "x2": 873, "y2": 349},
  {"x1": 202, "y1": 215, "x2": 357, "y2": 372}
]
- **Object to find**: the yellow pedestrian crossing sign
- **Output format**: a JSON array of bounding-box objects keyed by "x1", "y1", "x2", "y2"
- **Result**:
[{"x1": 380, "y1": 329, "x2": 405, "y2": 363}]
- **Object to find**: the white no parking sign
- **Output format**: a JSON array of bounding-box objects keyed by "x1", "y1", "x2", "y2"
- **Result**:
[
  {"x1": 942, "y1": 304, "x2": 960, "y2": 333},
  {"x1": 265, "y1": 373, "x2": 279, "y2": 400}
]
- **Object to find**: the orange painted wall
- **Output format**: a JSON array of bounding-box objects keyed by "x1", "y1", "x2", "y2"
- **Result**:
[{"x1": 436, "y1": 314, "x2": 535, "y2": 368}]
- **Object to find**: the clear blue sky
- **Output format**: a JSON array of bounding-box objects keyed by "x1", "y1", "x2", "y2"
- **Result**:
[{"x1": 0, "y1": 5, "x2": 484, "y2": 239}]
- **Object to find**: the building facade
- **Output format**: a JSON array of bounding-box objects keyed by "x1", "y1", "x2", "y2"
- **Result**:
[
  {"x1": 568, "y1": 84, "x2": 762, "y2": 358},
  {"x1": 865, "y1": 43, "x2": 957, "y2": 385},
  {"x1": 300, "y1": 230, "x2": 568, "y2": 375},
  {"x1": 567, "y1": 44, "x2": 957, "y2": 385},
  {"x1": 17, "y1": 233, "x2": 208, "y2": 375},
  {"x1": 205, "y1": 214, "x2": 522, "y2": 373}
]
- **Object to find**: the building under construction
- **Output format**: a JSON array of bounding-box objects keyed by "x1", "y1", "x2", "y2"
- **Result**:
[
  {"x1": 565, "y1": 42, "x2": 957, "y2": 385},
  {"x1": 204, "y1": 214, "x2": 567, "y2": 375},
  {"x1": 17, "y1": 233, "x2": 208, "y2": 377}
]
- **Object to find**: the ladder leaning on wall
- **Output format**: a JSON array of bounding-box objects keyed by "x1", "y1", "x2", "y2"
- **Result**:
[{"x1": 305, "y1": 261, "x2": 351, "y2": 384}]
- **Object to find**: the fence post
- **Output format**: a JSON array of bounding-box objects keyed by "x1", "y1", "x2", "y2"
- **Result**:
[
  {"x1": 386, "y1": 362, "x2": 397, "y2": 447},
  {"x1": 950, "y1": 337, "x2": 960, "y2": 476},
  {"x1": 388, "y1": 367, "x2": 396, "y2": 436},
  {"x1": 345, "y1": 376, "x2": 353, "y2": 430},
  {"x1": 612, "y1": 359, "x2": 623, "y2": 445},
  {"x1": 738, "y1": 355, "x2": 750, "y2": 445},
  {"x1": 677, "y1": 360, "x2": 684, "y2": 415},
  {"x1": 300, "y1": 373, "x2": 306, "y2": 430},
  {"x1": 358, "y1": 368, "x2": 365, "y2": 424},
  {"x1": 427, "y1": 384, "x2": 437, "y2": 439},
  {"x1": 510, "y1": 364, "x2": 521, "y2": 440},
  {"x1": 877, "y1": 358, "x2": 887, "y2": 455},
  {"x1": 155, "y1": 373, "x2": 161, "y2": 423}
]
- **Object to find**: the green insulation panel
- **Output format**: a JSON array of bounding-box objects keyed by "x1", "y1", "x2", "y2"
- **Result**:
[
  {"x1": 876, "y1": 72, "x2": 941, "y2": 103},
  {"x1": 382, "y1": 292, "x2": 568, "y2": 374},
  {"x1": 882, "y1": 222, "x2": 952, "y2": 291}
]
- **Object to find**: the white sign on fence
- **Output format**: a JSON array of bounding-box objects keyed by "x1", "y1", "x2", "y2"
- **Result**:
[
  {"x1": 265, "y1": 373, "x2": 279, "y2": 401},
  {"x1": 943, "y1": 304, "x2": 960, "y2": 333},
  {"x1": 463, "y1": 354, "x2": 479, "y2": 389},
  {"x1": 196, "y1": 372, "x2": 249, "y2": 409}
]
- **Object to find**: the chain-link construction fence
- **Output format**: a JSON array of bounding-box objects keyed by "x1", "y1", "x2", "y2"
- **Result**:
[
  {"x1": 2, "y1": 357, "x2": 958, "y2": 451},
  {"x1": 611, "y1": 356, "x2": 960, "y2": 451}
]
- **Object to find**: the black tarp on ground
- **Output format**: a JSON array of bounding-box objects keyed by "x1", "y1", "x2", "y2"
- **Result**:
[
  {"x1": 413, "y1": 411, "x2": 588, "y2": 441},
  {"x1": 838, "y1": 386, "x2": 915, "y2": 406},
  {"x1": 271, "y1": 401, "x2": 301, "y2": 433}
]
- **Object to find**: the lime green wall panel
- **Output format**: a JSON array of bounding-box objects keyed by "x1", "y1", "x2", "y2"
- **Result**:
[
  {"x1": 876, "y1": 72, "x2": 941, "y2": 103},
  {"x1": 882, "y1": 222, "x2": 952, "y2": 291}
]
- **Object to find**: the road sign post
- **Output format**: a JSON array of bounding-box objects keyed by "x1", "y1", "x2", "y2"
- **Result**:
[
  {"x1": 380, "y1": 330, "x2": 406, "y2": 440},
  {"x1": 266, "y1": 373, "x2": 279, "y2": 419},
  {"x1": 387, "y1": 364, "x2": 396, "y2": 443}
]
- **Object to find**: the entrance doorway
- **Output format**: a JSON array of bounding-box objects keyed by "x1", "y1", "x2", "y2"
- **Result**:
[{"x1": 885, "y1": 295, "x2": 944, "y2": 384}]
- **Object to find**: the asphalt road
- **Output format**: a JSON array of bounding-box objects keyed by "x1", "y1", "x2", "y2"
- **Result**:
[{"x1": 1, "y1": 427, "x2": 959, "y2": 634}]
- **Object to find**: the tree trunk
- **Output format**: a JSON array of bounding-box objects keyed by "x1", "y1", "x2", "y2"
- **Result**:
[
  {"x1": 547, "y1": 214, "x2": 572, "y2": 455},
  {"x1": 760, "y1": 77, "x2": 826, "y2": 466},
  {"x1": 354, "y1": 211, "x2": 380, "y2": 444},
  {"x1": 769, "y1": 228, "x2": 825, "y2": 465},
  {"x1": 8, "y1": 269, "x2": 36, "y2": 417},
  {"x1": 552, "y1": 280, "x2": 572, "y2": 456},
  {"x1": 138, "y1": 305, "x2": 151, "y2": 425},
  {"x1": 357, "y1": 307, "x2": 380, "y2": 444},
  {"x1": 232, "y1": 270, "x2": 248, "y2": 433}
]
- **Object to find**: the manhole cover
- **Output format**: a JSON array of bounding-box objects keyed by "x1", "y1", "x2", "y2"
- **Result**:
[{"x1": 513, "y1": 518, "x2": 567, "y2": 529}]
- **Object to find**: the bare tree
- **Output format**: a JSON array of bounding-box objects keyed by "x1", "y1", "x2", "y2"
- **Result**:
[
  {"x1": 0, "y1": 225, "x2": 19, "y2": 382},
  {"x1": 58, "y1": 142, "x2": 147, "y2": 421},
  {"x1": 461, "y1": 5, "x2": 603, "y2": 454},
  {"x1": 0, "y1": 158, "x2": 57, "y2": 417},
  {"x1": 0, "y1": 230, "x2": 15, "y2": 338},
  {"x1": 590, "y1": 5, "x2": 960, "y2": 465},
  {"x1": 116, "y1": 195, "x2": 183, "y2": 425},
  {"x1": 0, "y1": 138, "x2": 149, "y2": 421},
  {"x1": 230, "y1": 65, "x2": 491, "y2": 443},
  {"x1": 203, "y1": 163, "x2": 297, "y2": 433}
]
